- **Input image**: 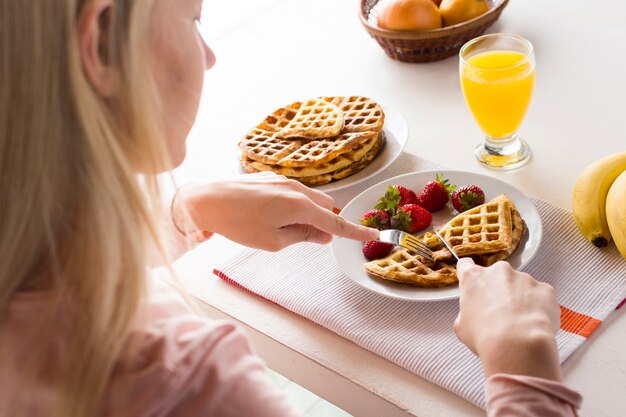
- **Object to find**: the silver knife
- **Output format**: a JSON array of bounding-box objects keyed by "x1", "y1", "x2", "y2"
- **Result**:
[{"x1": 433, "y1": 230, "x2": 460, "y2": 262}]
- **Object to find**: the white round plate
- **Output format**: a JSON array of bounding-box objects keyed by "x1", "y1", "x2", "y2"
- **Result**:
[
  {"x1": 330, "y1": 170, "x2": 543, "y2": 302},
  {"x1": 234, "y1": 104, "x2": 409, "y2": 193}
]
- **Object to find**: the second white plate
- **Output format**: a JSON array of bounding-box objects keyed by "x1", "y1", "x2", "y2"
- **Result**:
[{"x1": 331, "y1": 170, "x2": 543, "y2": 302}]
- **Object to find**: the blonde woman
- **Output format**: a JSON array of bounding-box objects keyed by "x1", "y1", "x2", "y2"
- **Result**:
[
  {"x1": 0, "y1": 0, "x2": 376, "y2": 416},
  {"x1": 0, "y1": 0, "x2": 580, "y2": 416}
]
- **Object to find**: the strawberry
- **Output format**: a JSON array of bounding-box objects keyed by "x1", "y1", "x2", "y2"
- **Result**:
[
  {"x1": 375, "y1": 185, "x2": 418, "y2": 214},
  {"x1": 360, "y1": 209, "x2": 391, "y2": 230},
  {"x1": 451, "y1": 185, "x2": 485, "y2": 212},
  {"x1": 416, "y1": 173, "x2": 456, "y2": 212},
  {"x1": 362, "y1": 240, "x2": 394, "y2": 260},
  {"x1": 393, "y1": 203, "x2": 432, "y2": 233},
  {"x1": 394, "y1": 185, "x2": 419, "y2": 206}
]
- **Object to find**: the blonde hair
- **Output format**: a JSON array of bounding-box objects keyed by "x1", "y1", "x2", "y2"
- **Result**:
[{"x1": 0, "y1": 0, "x2": 172, "y2": 416}]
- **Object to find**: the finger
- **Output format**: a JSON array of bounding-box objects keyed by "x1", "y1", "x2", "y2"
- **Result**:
[
  {"x1": 278, "y1": 224, "x2": 333, "y2": 247},
  {"x1": 299, "y1": 204, "x2": 379, "y2": 241},
  {"x1": 285, "y1": 182, "x2": 336, "y2": 211},
  {"x1": 453, "y1": 314, "x2": 462, "y2": 334},
  {"x1": 456, "y1": 258, "x2": 480, "y2": 292},
  {"x1": 452, "y1": 314, "x2": 475, "y2": 354},
  {"x1": 257, "y1": 174, "x2": 336, "y2": 211},
  {"x1": 456, "y1": 257, "x2": 476, "y2": 279},
  {"x1": 251, "y1": 171, "x2": 277, "y2": 178},
  {"x1": 453, "y1": 317, "x2": 467, "y2": 349},
  {"x1": 246, "y1": 171, "x2": 283, "y2": 181},
  {"x1": 303, "y1": 188, "x2": 336, "y2": 211}
]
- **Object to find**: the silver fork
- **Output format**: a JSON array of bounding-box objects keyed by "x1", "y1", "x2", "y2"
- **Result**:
[{"x1": 378, "y1": 229, "x2": 433, "y2": 261}]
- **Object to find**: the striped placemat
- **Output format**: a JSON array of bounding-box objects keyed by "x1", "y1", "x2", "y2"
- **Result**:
[{"x1": 213, "y1": 153, "x2": 626, "y2": 409}]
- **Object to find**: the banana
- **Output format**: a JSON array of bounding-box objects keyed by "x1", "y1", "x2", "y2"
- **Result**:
[
  {"x1": 572, "y1": 151, "x2": 626, "y2": 247},
  {"x1": 606, "y1": 169, "x2": 626, "y2": 258}
]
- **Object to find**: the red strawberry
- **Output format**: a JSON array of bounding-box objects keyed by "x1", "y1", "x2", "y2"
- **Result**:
[
  {"x1": 416, "y1": 173, "x2": 456, "y2": 212},
  {"x1": 393, "y1": 203, "x2": 432, "y2": 233},
  {"x1": 362, "y1": 240, "x2": 394, "y2": 260},
  {"x1": 451, "y1": 185, "x2": 486, "y2": 212},
  {"x1": 375, "y1": 185, "x2": 418, "y2": 214},
  {"x1": 360, "y1": 209, "x2": 391, "y2": 230},
  {"x1": 394, "y1": 185, "x2": 419, "y2": 206}
]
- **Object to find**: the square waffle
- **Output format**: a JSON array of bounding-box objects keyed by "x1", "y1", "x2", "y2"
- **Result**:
[
  {"x1": 288, "y1": 133, "x2": 385, "y2": 186},
  {"x1": 239, "y1": 96, "x2": 385, "y2": 186},
  {"x1": 240, "y1": 132, "x2": 383, "y2": 179},
  {"x1": 322, "y1": 96, "x2": 385, "y2": 133},
  {"x1": 364, "y1": 195, "x2": 525, "y2": 287},
  {"x1": 239, "y1": 129, "x2": 378, "y2": 167},
  {"x1": 275, "y1": 98, "x2": 344, "y2": 140},
  {"x1": 364, "y1": 249, "x2": 458, "y2": 288},
  {"x1": 473, "y1": 205, "x2": 525, "y2": 266},
  {"x1": 421, "y1": 194, "x2": 514, "y2": 260}
]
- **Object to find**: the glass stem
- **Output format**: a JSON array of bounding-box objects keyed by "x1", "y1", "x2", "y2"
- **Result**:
[{"x1": 484, "y1": 134, "x2": 522, "y2": 156}]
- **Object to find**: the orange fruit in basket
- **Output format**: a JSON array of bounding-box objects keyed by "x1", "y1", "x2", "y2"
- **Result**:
[
  {"x1": 377, "y1": 0, "x2": 442, "y2": 31},
  {"x1": 439, "y1": 0, "x2": 489, "y2": 27}
]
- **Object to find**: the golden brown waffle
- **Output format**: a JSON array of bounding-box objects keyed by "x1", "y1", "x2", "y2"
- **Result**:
[
  {"x1": 239, "y1": 129, "x2": 377, "y2": 168},
  {"x1": 239, "y1": 96, "x2": 385, "y2": 186},
  {"x1": 240, "y1": 132, "x2": 382, "y2": 177},
  {"x1": 322, "y1": 96, "x2": 385, "y2": 133},
  {"x1": 255, "y1": 96, "x2": 384, "y2": 136},
  {"x1": 294, "y1": 133, "x2": 384, "y2": 186},
  {"x1": 275, "y1": 98, "x2": 344, "y2": 140},
  {"x1": 474, "y1": 206, "x2": 526, "y2": 266},
  {"x1": 257, "y1": 104, "x2": 299, "y2": 133},
  {"x1": 422, "y1": 194, "x2": 514, "y2": 261},
  {"x1": 364, "y1": 249, "x2": 458, "y2": 287},
  {"x1": 240, "y1": 132, "x2": 384, "y2": 186}
]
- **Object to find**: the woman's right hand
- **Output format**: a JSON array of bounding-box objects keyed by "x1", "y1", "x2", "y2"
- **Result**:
[
  {"x1": 454, "y1": 258, "x2": 562, "y2": 381},
  {"x1": 173, "y1": 172, "x2": 379, "y2": 251}
]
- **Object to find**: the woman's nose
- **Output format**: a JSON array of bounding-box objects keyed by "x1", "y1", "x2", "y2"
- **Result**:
[{"x1": 203, "y1": 41, "x2": 216, "y2": 71}]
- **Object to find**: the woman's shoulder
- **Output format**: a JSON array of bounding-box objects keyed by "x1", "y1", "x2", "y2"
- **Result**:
[
  {"x1": 131, "y1": 275, "x2": 249, "y2": 370},
  {"x1": 106, "y1": 276, "x2": 259, "y2": 416}
]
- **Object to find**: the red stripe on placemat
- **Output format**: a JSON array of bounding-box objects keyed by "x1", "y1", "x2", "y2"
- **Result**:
[
  {"x1": 213, "y1": 269, "x2": 277, "y2": 305},
  {"x1": 617, "y1": 298, "x2": 626, "y2": 310},
  {"x1": 559, "y1": 305, "x2": 602, "y2": 338}
]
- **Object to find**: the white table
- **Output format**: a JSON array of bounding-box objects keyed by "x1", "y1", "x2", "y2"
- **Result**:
[{"x1": 170, "y1": 0, "x2": 626, "y2": 415}]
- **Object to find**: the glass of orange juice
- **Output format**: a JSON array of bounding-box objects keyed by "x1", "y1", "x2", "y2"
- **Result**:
[{"x1": 460, "y1": 34, "x2": 535, "y2": 169}]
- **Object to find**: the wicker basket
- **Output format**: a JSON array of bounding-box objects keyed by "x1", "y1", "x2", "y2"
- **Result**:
[{"x1": 360, "y1": 0, "x2": 509, "y2": 63}]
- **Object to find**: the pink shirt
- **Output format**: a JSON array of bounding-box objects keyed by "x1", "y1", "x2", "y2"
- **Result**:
[
  {"x1": 0, "y1": 277, "x2": 299, "y2": 417},
  {"x1": 0, "y1": 276, "x2": 582, "y2": 416},
  {"x1": 486, "y1": 373, "x2": 582, "y2": 416}
]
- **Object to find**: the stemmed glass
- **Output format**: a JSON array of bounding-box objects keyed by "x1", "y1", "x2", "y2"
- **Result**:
[{"x1": 459, "y1": 33, "x2": 536, "y2": 169}]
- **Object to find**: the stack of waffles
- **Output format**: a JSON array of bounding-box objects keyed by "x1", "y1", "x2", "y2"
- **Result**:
[
  {"x1": 239, "y1": 96, "x2": 385, "y2": 186},
  {"x1": 364, "y1": 194, "x2": 526, "y2": 287}
]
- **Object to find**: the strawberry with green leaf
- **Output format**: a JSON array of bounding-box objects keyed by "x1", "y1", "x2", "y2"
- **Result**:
[
  {"x1": 360, "y1": 209, "x2": 391, "y2": 230},
  {"x1": 375, "y1": 185, "x2": 418, "y2": 214},
  {"x1": 451, "y1": 185, "x2": 485, "y2": 212},
  {"x1": 416, "y1": 173, "x2": 456, "y2": 212},
  {"x1": 393, "y1": 203, "x2": 432, "y2": 233}
]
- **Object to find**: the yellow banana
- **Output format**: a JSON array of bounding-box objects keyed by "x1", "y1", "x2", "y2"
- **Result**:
[
  {"x1": 606, "y1": 169, "x2": 626, "y2": 258},
  {"x1": 572, "y1": 151, "x2": 626, "y2": 247}
]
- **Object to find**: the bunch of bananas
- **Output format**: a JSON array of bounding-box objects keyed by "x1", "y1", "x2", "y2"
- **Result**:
[{"x1": 572, "y1": 151, "x2": 626, "y2": 259}]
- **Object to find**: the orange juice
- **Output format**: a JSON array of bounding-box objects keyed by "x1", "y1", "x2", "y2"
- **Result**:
[{"x1": 461, "y1": 50, "x2": 535, "y2": 139}]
